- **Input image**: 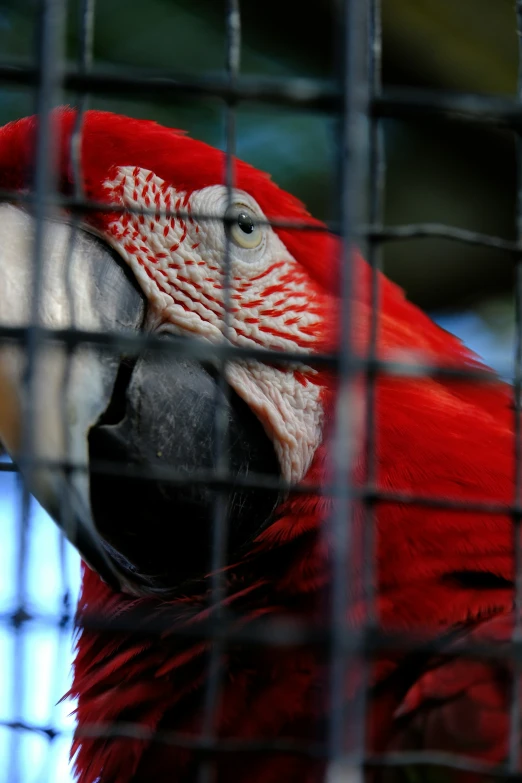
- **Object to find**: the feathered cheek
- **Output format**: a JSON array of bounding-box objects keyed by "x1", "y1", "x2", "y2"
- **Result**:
[
  {"x1": 225, "y1": 361, "x2": 326, "y2": 484},
  {"x1": 102, "y1": 169, "x2": 328, "y2": 482}
]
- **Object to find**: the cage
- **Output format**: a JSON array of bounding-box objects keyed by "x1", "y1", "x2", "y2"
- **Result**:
[{"x1": 0, "y1": 1, "x2": 521, "y2": 782}]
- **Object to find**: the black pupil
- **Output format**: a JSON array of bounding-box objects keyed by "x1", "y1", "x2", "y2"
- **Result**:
[{"x1": 237, "y1": 211, "x2": 255, "y2": 234}]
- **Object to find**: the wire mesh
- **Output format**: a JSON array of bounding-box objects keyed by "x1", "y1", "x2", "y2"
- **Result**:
[{"x1": 1, "y1": 0, "x2": 522, "y2": 781}]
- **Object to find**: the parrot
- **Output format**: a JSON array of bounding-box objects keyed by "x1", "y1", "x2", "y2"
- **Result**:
[{"x1": 0, "y1": 108, "x2": 517, "y2": 783}]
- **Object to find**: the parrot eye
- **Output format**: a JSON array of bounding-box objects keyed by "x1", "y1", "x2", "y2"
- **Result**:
[{"x1": 225, "y1": 204, "x2": 263, "y2": 249}]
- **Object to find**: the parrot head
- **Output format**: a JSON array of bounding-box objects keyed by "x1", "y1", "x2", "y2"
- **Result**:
[{"x1": 0, "y1": 108, "x2": 340, "y2": 595}]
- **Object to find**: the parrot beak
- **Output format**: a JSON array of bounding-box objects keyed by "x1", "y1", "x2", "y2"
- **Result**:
[{"x1": 0, "y1": 204, "x2": 281, "y2": 595}]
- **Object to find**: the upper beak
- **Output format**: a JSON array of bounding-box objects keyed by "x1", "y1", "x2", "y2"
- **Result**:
[
  {"x1": 0, "y1": 204, "x2": 281, "y2": 595},
  {"x1": 0, "y1": 203, "x2": 147, "y2": 591}
]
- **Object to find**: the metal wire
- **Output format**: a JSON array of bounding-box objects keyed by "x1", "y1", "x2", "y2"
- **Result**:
[
  {"x1": 56, "y1": 0, "x2": 95, "y2": 594},
  {"x1": 509, "y1": 2, "x2": 522, "y2": 771},
  {"x1": 197, "y1": 4, "x2": 242, "y2": 783},
  {"x1": 326, "y1": 1, "x2": 371, "y2": 781},
  {"x1": 8, "y1": 0, "x2": 65, "y2": 780},
  {"x1": 0, "y1": 59, "x2": 522, "y2": 127},
  {"x1": 2, "y1": 0, "x2": 522, "y2": 781}
]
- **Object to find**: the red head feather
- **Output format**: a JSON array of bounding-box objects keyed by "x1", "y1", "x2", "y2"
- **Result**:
[{"x1": 0, "y1": 109, "x2": 339, "y2": 291}]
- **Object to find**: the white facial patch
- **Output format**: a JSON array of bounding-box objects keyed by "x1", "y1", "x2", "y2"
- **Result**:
[{"x1": 103, "y1": 167, "x2": 326, "y2": 483}]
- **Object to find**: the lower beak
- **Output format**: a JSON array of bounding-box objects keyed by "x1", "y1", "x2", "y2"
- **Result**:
[{"x1": 0, "y1": 204, "x2": 281, "y2": 595}]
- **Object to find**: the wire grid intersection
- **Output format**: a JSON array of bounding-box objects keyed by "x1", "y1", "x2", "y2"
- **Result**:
[{"x1": 1, "y1": 0, "x2": 522, "y2": 781}]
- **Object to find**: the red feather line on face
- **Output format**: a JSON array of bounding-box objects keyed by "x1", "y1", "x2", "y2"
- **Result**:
[{"x1": 0, "y1": 109, "x2": 517, "y2": 781}]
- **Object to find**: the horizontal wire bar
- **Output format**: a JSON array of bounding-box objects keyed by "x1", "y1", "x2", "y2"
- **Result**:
[
  {"x1": 0, "y1": 61, "x2": 339, "y2": 112},
  {"x1": 0, "y1": 189, "x2": 336, "y2": 232},
  {"x1": 0, "y1": 323, "x2": 338, "y2": 367},
  {"x1": 368, "y1": 223, "x2": 520, "y2": 252},
  {"x1": 0, "y1": 716, "x2": 518, "y2": 777},
  {"x1": 0, "y1": 720, "x2": 59, "y2": 741},
  {"x1": 2, "y1": 192, "x2": 521, "y2": 254},
  {"x1": 0, "y1": 454, "x2": 517, "y2": 516},
  {"x1": 1, "y1": 62, "x2": 520, "y2": 130},
  {"x1": 373, "y1": 87, "x2": 522, "y2": 129},
  {"x1": 367, "y1": 752, "x2": 512, "y2": 776},
  {"x1": 0, "y1": 324, "x2": 507, "y2": 382},
  {"x1": 2, "y1": 197, "x2": 520, "y2": 261},
  {"x1": 3, "y1": 608, "x2": 522, "y2": 665},
  {"x1": 2, "y1": 713, "x2": 520, "y2": 779}
]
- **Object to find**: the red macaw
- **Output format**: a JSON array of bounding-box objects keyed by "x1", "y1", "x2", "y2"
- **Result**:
[{"x1": 0, "y1": 109, "x2": 515, "y2": 783}]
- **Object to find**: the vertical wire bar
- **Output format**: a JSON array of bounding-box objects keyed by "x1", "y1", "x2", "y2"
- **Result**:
[
  {"x1": 9, "y1": 1, "x2": 65, "y2": 781},
  {"x1": 68, "y1": 0, "x2": 95, "y2": 198},
  {"x1": 59, "y1": 0, "x2": 95, "y2": 567},
  {"x1": 509, "y1": 1, "x2": 522, "y2": 770},
  {"x1": 327, "y1": 0, "x2": 370, "y2": 781},
  {"x1": 9, "y1": 482, "x2": 31, "y2": 783},
  {"x1": 362, "y1": 0, "x2": 384, "y2": 644},
  {"x1": 8, "y1": 0, "x2": 65, "y2": 783},
  {"x1": 198, "y1": 4, "x2": 241, "y2": 782},
  {"x1": 24, "y1": 3, "x2": 66, "y2": 463},
  {"x1": 353, "y1": 0, "x2": 384, "y2": 775},
  {"x1": 50, "y1": 2, "x2": 95, "y2": 778}
]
